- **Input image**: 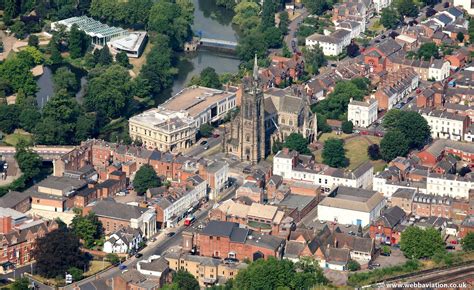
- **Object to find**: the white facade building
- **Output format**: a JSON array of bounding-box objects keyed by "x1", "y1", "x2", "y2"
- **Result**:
[
  {"x1": 348, "y1": 98, "x2": 378, "y2": 128},
  {"x1": 373, "y1": 175, "x2": 427, "y2": 198},
  {"x1": 373, "y1": 0, "x2": 392, "y2": 13},
  {"x1": 428, "y1": 60, "x2": 451, "y2": 81},
  {"x1": 306, "y1": 29, "x2": 351, "y2": 56},
  {"x1": 154, "y1": 176, "x2": 208, "y2": 228},
  {"x1": 453, "y1": 0, "x2": 474, "y2": 15},
  {"x1": 317, "y1": 186, "x2": 385, "y2": 227},
  {"x1": 103, "y1": 227, "x2": 143, "y2": 254},
  {"x1": 419, "y1": 109, "x2": 468, "y2": 141},
  {"x1": 335, "y1": 20, "x2": 364, "y2": 38},
  {"x1": 273, "y1": 149, "x2": 374, "y2": 191},
  {"x1": 426, "y1": 173, "x2": 473, "y2": 199}
]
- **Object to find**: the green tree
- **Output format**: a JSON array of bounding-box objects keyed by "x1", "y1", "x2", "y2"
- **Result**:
[
  {"x1": 133, "y1": 164, "x2": 161, "y2": 195},
  {"x1": 382, "y1": 245, "x2": 392, "y2": 255},
  {"x1": 49, "y1": 41, "x2": 63, "y2": 65},
  {"x1": 397, "y1": 111, "x2": 431, "y2": 149},
  {"x1": 68, "y1": 267, "x2": 84, "y2": 281},
  {"x1": 261, "y1": 0, "x2": 275, "y2": 30},
  {"x1": 346, "y1": 42, "x2": 360, "y2": 58},
  {"x1": 15, "y1": 141, "x2": 42, "y2": 181},
  {"x1": 456, "y1": 32, "x2": 465, "y2": 43},
  {"x1": 469, "y1": 19, "x2": 474, "y2": 41},
  {"x1": 395, "y1": 0, "x2": 419, "y2": 18},
  {"x1": 303, "y1": 0, "x2": 330, "y2": 15},
  {"x1": 322, "y1": 138, "x2": 347, "y2": 168},
  {"x1": 382, "y1": 109, "x2": 403, "y2": 131},
  {"x1": 236, "y1": 29, "x2": 268, "y2": 62},
  {"x1": 400, "y1": 227, "x2": 445, "y2": 259},
  {"x1": 116, "y1": 51, "x2": 132, "y2": 69},
  {"x1": 19, "y1": 105, "x2": 42, "y2": 132},
  {"x1": 84, "y1": 65, "x2": 133, "y2": 119},
  {"x1": 341, "y1": 120, "x2": 353, "y2": 134},
  {"x1": 462, "y1": 232, "x2": 474, "y2": 252},
  {"x1": 68, "y1": 24, "x2": 90, "y2": 59},
  {"x1": 10, "y1": 21, "x2": 26, "y2": 39},
  {"x1": 53, "y1": 67, "x2": 79, "y2": 95},
  {"x1": 232, "y1": 1, "x2": 261, "y2": 31},
  {"x1": 28, "y1": 34, "x2": 39, "y2": 47},
  {"x1": 347, "y1": 260, "x2": 361, "y2": 271},
  {"x1": 380, "y1": 130, "x2": 409, "y2": 161},
  {"x1": 11, "y1": 277, "x2": 30, "y2": 290},
  {"x1": 164, "y1": 270, "x2": 199, "y2": 290},
  {"x1": 199, "y1": 123, "x2": 214, "y2": 138},
  {"x1": 263, "y1": 26, "x2": 283, "y2": 49},
  {"x1": 303, "y1": 46, "x2": 326, "y2": 75},
  {"x1": 148, "y1": 0, "x2": 192, "y2": 50},
  {"x1": 367, "y1": 144, "x2": 381, "y2": 160},
  {"x1": 417, "y1": 42, "x2": 439, "y2": 60},
  {"x1": 98, "y1": 45, "x2": 113, "y2": 66},
  {"x1": 106, "y1": 253, "x2": 121, "y2": 265},
  {"x1": 32, "y1": 229, "x2": 87, "y2": 278},
  {"x1": 75, "y1": 114, "x2": 97, "y2": 143},
  {"x1": 140, "y1": 34, "x2": 174, "y2": 97},
  {"x1": 0, "y1": 104, "x2": 19, "y2": 134},
  {"x1": 279, "y1": 11, "x2": 289, "y2": 35},
  {"x1": 71, "y1": 211, "x2": 103, "y2": 249},
  {"x1": 0, "y1": 55, "x2": 37, "y2": 95},
  {"x1": 284, "y1": 133, "x2": 310, "y2": 155},
  {"x1": 380, "y1": 7, "x2": 400, "y2": 29},
  {"x1": 196, "y1": 67, "x2": 222, "y2": 89}
]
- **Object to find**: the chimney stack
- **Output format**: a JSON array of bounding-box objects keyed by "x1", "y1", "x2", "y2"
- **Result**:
[{"x1": 0, "y1": 216, "x2": 12, "y2": 234}]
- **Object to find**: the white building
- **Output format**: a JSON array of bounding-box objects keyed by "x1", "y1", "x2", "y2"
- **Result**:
[
  {"x1": 108, "y1": 31, "x2": 148, "y2": 58},
  {"x1": 317, "y1": 186, "x2": 385, "y2": 227},
  {"x1": 273, "y1": 149, "x2": 374, "y2": 191},
  {"x1": 151, "y1": 175, "x2": 207, "y2": 228},
  {"x1": 419, "y1": 109, "x2": 469, "y2": 141},
  {"x1": 373, "y1": 0, "x2": 392, "y2": 13},
  {"x1": 373, "y1": 175, "x2": 427, "y2": 198},
  {"x1": 348, "y1": 98, "x2": 378, "y2": 128},
  {"x1": 103, "y1": 227, "x2": 142, "y2": 254},
  {"x1": 453, "y1": 0, "x2": 474, "y2": 15},
  {"x1": 465, "y1": 124, "x2": 474, "y2": 142},
  {"x1": 161, "y1": 86, "x2": 237, "y2": 128},
  {"x1": 428, "y1": 60, "x2": 451, "y2": 81},
  {"x1": 137, "y1": 255, "x2": 169, "y2": 278},
  {"x1": 335, "y1": 20, "x2": 364, "y2": 38},
  {"x1": 306, "y1": 29, "x2": 351, "y2": 56},
  {"x1": 202, "y1": 160, "x2": 229, "y2": 200},
  {"x1": 426, "y1": 172, "x2": 473, "y2": 199}
]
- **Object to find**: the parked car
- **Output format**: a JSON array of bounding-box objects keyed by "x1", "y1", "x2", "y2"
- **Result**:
[
  {"x1": 450, "y1": 240, "x2": 458, "y2": 245},
  {"x1": 242, "y1": 166, "x2": 252, "y2": 174},
  {"x1": 212, "y1": 133, "x2": 220, "y2": 138},
  {"x1": 119, "y1": 264, "x2": 127, "y2": 271},
  {"x1": 446, "y1": 245, "x2": 455, "y2": 250},
  {"x1": 135, "y1": 253, "x2": 143, "y2": 258},
  {"x1": 166, "y1": 232, "x2": 175, "y2": 237},
  {"x1": 200, "y1": 140, "x2": 208, "y2": 146},
  {"x1": 380, "y1": 252, "x2": 391, "y2": 256}
]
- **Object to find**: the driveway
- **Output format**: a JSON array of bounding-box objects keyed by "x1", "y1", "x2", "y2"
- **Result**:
[{"x1": 373, "y1": 247, "x2": 407, "y2": 268}]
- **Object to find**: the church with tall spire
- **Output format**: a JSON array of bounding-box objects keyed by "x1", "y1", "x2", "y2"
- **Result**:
[{"x1": 224, "y1": 55, "x2": 317, "y2": 164}]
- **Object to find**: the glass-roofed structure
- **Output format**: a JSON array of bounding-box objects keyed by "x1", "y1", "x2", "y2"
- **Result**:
[{"x1": 51, "y1": 16, "x2": 128, "y2": 46}]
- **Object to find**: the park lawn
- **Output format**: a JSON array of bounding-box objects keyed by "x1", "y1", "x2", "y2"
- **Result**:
[
  {"x1": 3, "y1": 130, "x2": 33, "y2": 146},
  {"x1": 84, "y1": 260, "x2": 111, "y2": 277},
  {"x1": 318, "y1": 132, "x2": 352, "y2": 143},
  {"x1": 130, "y1": 42, "x2": 153, "y2": 76},
  {"x1": 315, "y1": 135, "x2": 386, "y2": 171}
]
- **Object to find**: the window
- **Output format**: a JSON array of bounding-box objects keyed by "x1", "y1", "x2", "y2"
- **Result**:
[{"x1": 210, "y1": 236, "x2": 213, "y2": 240}]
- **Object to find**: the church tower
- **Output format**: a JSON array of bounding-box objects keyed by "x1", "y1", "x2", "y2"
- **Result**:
[{"x1": 238, "y1": 55, "x2": 266, "y2": 163}]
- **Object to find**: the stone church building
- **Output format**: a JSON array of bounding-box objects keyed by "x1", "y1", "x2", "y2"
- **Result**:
[{"x1": 224, "y1": 56, "x2": 317, "y2": 164}]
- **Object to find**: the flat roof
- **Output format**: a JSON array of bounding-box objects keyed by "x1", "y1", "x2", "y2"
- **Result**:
[{"x1": 162, "y1": 86, "x2": 235, "y2": 118}]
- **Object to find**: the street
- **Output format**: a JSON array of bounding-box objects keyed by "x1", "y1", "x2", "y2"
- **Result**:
[{"x1": 185, "y1": 135, "x2": 223, "y2": 157}]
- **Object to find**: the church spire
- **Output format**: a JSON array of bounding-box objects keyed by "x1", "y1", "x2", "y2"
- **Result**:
[{"x1": 253, "y1": 54, "x2": 259, "y2": 81}]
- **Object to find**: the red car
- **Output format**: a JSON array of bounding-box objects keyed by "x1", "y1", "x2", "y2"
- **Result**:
[{"x1": 450, "y1": 240, "x2": 458, "y2": 245}]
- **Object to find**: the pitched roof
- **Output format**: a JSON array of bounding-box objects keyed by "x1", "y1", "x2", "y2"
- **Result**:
[
  {"x1": 319, "y1": 186, "x2": 384, "y2": 212},
  {"x1": 89, "y1": 200, "x2": 149, "y2": 221},
  {"x1": 376, "y1": 206, "x2": 406, "y2": 228}
]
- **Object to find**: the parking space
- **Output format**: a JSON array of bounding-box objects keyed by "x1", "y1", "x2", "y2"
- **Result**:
[{"x1": 372, "y1": 247, "x2": 407, "y2": 268}]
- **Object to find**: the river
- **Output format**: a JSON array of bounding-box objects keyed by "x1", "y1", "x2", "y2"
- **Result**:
[{"x1": 170, "y1": 0, "x2": 241, "y2": 95}]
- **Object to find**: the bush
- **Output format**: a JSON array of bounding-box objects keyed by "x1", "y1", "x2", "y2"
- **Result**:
[
  {"x1": 341, "y1": 120, "x2": 353, "y2": 134},
  {"x1": 347, "y1": 260, "x2": 361, "y2": 271},
  {"x1": 106, "y1": 253, "x2": 121, "y2": 265}
]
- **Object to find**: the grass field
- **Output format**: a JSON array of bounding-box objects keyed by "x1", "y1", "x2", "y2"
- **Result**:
[
  {"x1": 84, "y1": 260, "x2": 111, "y2": 277},
  {"x1": 316, "y1": 133, "x2": 386, "y2": 172},
  {"x1": 130, "y1": 42, "x2": 153, "y2": 76},
  {"x1": 3, "y1": 130, "x2": 33, "y2": 146}
]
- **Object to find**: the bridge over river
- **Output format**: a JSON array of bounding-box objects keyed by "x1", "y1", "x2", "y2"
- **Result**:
[
  {"x1": 0, "y1": 146, "x2": 75, "y2": 161},
  {"x1": 198, "y1": 37, "x2": 238, "y2": 51}
]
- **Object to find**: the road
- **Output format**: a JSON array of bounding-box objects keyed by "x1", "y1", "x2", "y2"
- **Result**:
[
  {"x1": 185, "y1": 135, "x2": 223, "y2": 158},
  {"x1": 66, "y1": 185, "x2": 237, "y2": 290},
  {"x1": 284, "y1": 7, "x2": 308, "y2": 52}
]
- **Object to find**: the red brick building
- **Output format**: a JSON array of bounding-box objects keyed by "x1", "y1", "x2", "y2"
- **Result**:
[
  {"x1": 369, "y1": 206, "x2": 406, "y2": 245},
  {"x1": 459, "y1": 216, "x2": 474, "y2": 238},
  {"x1": 183, "y1": 221, "x2": 285, "y2": 261},
  {"x1": 0, "y1": 215, "x2": 58, "y2": 268}
]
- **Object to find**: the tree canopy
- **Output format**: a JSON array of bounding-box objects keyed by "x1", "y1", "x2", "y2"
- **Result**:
[
  {"x1": 303, "y1": 0, "x2": 331, "y2": 15},
  {"x1": 341, "y1": 121, "x2": 353, "y2": 134},
  {"x1": 189, "y1": 67, "x2": 222, "y2": 89},
  {"x1": 32, "y1": 228, "x2": 87, "y2": 278},
  {"x1": 133, "y1": 164, "x2": 161, "y2": 195},
  {"x1": 322, "y1": 138, "x2": 347, "y2": 168},
  {"x1": 284, "y1": 133, "x2": 311, "y2": 155},
  {"x1": 380, "y1": 130, "x2": 409, "y2": 161},
  {"x1": 71, "y1": 211, "x2": 104, "y2": 249},
  {"x1": 233, "y1": 257, "x2": 328, "y2": 289},
  {"x1": 380, "y1": 7, "x2": 400, "y2": 29},
  {"x1": 163, "y1": 270, "x2": 200, "y2": 290},
  {"x1": 382, "y1": 110, "x2": 431, "y2": 150},
  {"x1": 462, "y1": 232, "x2": 474, "y2": 252},
  {"x1": 303, "y1": 46, "x2": 326, "y2": 75},
  {"x1": 395, "y1": 0, "x2": 419, "y2": 18},
  {"x1": 416, "y1": 42, "x2": 439, "y2": 60},
  {"x1": 400, "y1": 226, "x2": 445, "y2": 259}
]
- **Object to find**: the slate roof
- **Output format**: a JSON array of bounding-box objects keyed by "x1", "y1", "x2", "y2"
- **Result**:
[
  {"x1": 139, "y1": 257, "x2": 169, "y2": 273},
  {"x1": 89, "y1": 199, "x2": 149, "y2": 221},
  {"x1": 377, "y1": 206, "x2": 406, "y2": 228}
]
